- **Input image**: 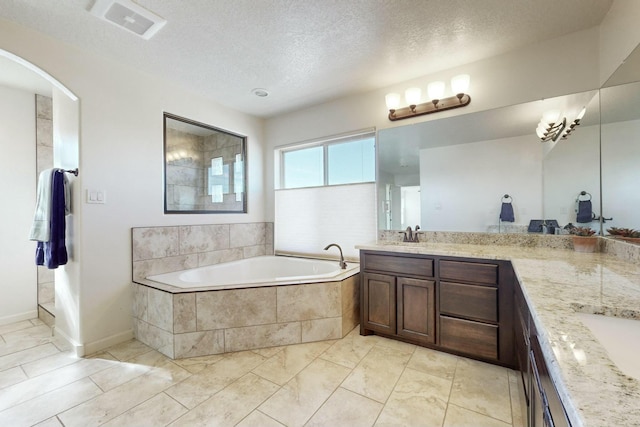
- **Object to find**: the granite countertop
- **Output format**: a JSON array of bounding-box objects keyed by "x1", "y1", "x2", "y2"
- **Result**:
[{"x1": 357, "y1": 242, "x2": 640, "y2": 427}]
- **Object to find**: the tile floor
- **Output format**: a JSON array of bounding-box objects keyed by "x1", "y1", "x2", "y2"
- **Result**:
[{"x1": 0, "y1": 318, "x2": 526, "y2": 427}]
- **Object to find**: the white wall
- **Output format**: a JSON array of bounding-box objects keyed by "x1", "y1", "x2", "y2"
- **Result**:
[
  {"x1": 419, "y1": 135, "x2": 543, "y2": 232},
  {"x1": 52, "y1": 86, "x2": 82, "y2": 348},
  {"x1": 0, "y1": 85, "x2": 37, "y2": 324},
  {"x1": 601, "y1": 119, "x2": 640, "y2": 230},
  {"x1": 599, "y1": 0, "x2": 640, "y2": 85},
  {"x1": 264, "y1": 27, "x2": 601, "y2": 222},
  {"x1": 0, "y1": 18, "x2": 266, "y2": 352}
]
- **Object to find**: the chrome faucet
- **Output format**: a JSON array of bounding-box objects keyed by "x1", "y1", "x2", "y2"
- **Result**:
[{"x1": 324, "y1": 243, "x2": 347, "y2": 269}]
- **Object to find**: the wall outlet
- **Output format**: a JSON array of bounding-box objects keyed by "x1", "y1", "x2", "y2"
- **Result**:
[{"x1": 86, "y1": 189, "x2": 106, "y2": 204}]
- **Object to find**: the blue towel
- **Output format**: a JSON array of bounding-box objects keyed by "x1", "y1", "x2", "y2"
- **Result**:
[
  {"x1": 500, "y1": 202, "x2": 515, "y2": 222},
  {"x1": 576, "y1": 200, "x2": 592, "y2": 223},
  {"x1": 36, "y1": 169, "x2": 68, "y2": 269}
]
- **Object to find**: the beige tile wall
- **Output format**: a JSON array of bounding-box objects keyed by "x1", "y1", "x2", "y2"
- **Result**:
[
  {"x1": 132, "y1": 275, "x2": 359, "y2": 359},
  {"x1": 131, "y1": 222, "x2": 274, "y2": 281}
]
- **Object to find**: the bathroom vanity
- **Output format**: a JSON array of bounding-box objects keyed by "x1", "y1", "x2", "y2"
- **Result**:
[
  {"x1": 360, "y1": 250, "x2": 514, "y2": 366},
  {"x1": 358, "y1": 241, "x2": 640, "y2": 427}
]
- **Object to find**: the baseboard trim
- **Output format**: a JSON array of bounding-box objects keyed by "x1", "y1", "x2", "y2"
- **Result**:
[
  {"x1": 83, "y1": 329, "x2": 135, "y2": 356},
  {"x1": 0, "y1": 310, "x2": 38, "y2": 326},
  {"x1": 53, "y1": 327, "x2": 85, "y2": 357}
]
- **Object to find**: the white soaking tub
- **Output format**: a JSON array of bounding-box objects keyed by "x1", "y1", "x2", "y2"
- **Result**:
[{"x1": 146, "y1": 255, "x2": 359, "y2": 290}]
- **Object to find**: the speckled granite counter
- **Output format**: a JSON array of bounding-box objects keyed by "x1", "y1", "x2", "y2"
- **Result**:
[{"x1": 357, "y1": 241, "x2": 640, "y2": 427}]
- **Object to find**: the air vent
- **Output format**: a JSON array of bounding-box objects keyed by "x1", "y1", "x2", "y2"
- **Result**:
[{"x1": 89, "y1": 0, "x2": 166, "y2": 40}]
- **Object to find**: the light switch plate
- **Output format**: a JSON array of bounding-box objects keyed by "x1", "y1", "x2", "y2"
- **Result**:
[{"x1": 86, "y1": 189, "x2": 106, "y2": 204}]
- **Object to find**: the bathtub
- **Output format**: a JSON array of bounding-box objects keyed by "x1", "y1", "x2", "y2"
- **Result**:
[
  {"x1": 134, "y1": 255, "x2": 361, "y2": 358},
  {"x1": 146, "y1": 255, "x2": 359, "y2": 290}
]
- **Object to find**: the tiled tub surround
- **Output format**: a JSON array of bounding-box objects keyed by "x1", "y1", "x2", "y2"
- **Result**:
[
  {"x1": 132, "y1": 271, "x2": 360, "y2": 359},
  {"x1": 358, "y1": 241, "x2": 640, "y2": 426},
  {"x1": 132, "y1": 223, "x2": 273, "y2": 281}
]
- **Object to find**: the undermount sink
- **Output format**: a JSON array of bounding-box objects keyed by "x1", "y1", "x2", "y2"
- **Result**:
[{"x1": 578, "y1": 313, "x2": 640, "y2": 381}]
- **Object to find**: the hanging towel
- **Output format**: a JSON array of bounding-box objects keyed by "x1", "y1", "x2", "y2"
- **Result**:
[
  {"x1": 576, "y1": 200, "x2": 593, "y2": 223},
  {"x1": 499, "y1": 202, "x2": 515, "y2": 222},
  {"x1": 29, "y1": 168, "x2": 55, "y2": 242},
  {"x1": 35, "y1": 169, "x2": 69, "y2": 269}
]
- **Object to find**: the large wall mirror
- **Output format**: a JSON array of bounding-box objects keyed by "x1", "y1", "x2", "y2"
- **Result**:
[
  {"x1": 377, "y1": 90, "x2": 600, "y2": 233},
  {"x1": 601, "y1": 44, "x2": 640, "y2": 240},
  {"x1": 164, "y1": 113, "x2": 247, "y2": 213}
]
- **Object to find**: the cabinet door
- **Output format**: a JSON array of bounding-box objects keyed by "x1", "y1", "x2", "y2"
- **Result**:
[
  {"x1": 362, "y1": 273, "x2": 396, "y2": 335},
  {"x1": 397, "y1": 277, "x2": 436, "y2": 345}
]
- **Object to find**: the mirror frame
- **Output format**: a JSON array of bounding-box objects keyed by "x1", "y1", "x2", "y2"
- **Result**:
[{"x1": 163, "y1": 112, "x2": 248, "y2": 214}]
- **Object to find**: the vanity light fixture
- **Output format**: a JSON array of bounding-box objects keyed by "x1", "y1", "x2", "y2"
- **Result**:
[
  {"x1": 561, "y1": 107, "x2": 586, "y2": 139},
  {"x1": 385, "y1": 74, "x2": 471, "y2": 121},
  {"x1": 535, "y1": 107, "x2": 586, "y2": 142}
]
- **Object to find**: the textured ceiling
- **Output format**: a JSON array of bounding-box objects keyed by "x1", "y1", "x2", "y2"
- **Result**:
[{"x1": 0, "y1": 0, "x2": 613, "y2": 117}]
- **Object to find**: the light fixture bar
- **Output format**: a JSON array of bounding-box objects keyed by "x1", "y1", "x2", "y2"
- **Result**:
[
  {"x1": 538, "y1": 117, "x2": 567, "y2": 142},
  {"x1": 388, "y1": 94, "x2": 471, "y2": 121}
]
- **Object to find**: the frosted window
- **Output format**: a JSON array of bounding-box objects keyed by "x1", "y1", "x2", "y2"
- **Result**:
[
  {"x1": 211, "y1": 185, "x2": 223, "y2": 203},
  {"x1": 211, "y1": 157, "x2": 223, "y2": 175},
  {"x1": 234, "y1": 153, "x2": 244, "y2": 202},
  {"x1": 275, "y1": 183, "x2": 376, "y2": 259}
]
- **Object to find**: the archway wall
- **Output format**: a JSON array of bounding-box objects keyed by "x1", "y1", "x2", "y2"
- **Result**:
[{"x1": 0, "y1": 18, "x2": 267, "y2": 354}]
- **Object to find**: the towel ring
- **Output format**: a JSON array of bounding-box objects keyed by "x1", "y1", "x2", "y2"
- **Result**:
[
  {"x1": 502, "y1": 194, "x2": 512, "y2": 203},
  {"x1": 577, "y1": 191, "x2": 591, "y2": 202}
]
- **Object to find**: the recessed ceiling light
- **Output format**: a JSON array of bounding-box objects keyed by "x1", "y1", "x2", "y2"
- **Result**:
[{"x1": 251, "y1": 88, "x2": 269, "y2": 98}]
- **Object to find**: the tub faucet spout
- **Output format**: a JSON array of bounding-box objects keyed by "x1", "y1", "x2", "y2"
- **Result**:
[{"x1": 324, "y1": 243, "x2": 347, "y2": 269}]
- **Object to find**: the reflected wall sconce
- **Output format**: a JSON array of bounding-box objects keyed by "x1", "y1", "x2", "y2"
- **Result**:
[
  {"x1": 385, "y1": 74, "x2": 471, "y2": 121},
  {"x1": 535, "y1": 107, "x2": 586, "y2": 142}
]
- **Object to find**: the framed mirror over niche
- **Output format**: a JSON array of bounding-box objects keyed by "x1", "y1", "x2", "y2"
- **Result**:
[{"x1": 163, "y1": 113, "x2": 247, "y2": 214}]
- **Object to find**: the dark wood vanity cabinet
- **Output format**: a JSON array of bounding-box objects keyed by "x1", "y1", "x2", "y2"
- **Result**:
[
  {"x1": 438, "y1": 260, "x2": 500, "y2": 360},
  {"x1": 514, "y1": 279, "x2": 572, "y2": 427},
  {"x1": 360, "y1": 250, "x2": 514, "y2": 366},
  {"x1": 361, "y1": 253, "x2": 436, "y2": 345}
]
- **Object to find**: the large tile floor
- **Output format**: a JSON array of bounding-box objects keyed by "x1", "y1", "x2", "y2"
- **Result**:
[{"x1": 0, "y1": 318, "x2": 526, "y2": 427}]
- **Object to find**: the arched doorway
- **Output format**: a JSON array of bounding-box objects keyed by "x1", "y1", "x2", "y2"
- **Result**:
[{"x1": 0, "y1": 49, "x2": 79, "y2": 334}]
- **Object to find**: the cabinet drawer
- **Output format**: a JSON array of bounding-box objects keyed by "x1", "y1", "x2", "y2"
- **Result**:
[
  {"x1": 440, "y1": 316, "x2": 498, "y2": 360},
  {"x1": 364, "y1": 253, "x2": 433, "y2": 277},
  {"x1": 440, "y1": 282, "x2": 498, "y2": 323},
  {"x1": 439, "y1": 260, "x2": 498, "y2": 285}
]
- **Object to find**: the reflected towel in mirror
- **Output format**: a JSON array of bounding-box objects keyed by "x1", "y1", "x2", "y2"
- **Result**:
[
  {"x1": 500, "y1": 202, "x2": 515, "y2": 222},
  {"x1": 576, "y1": 200, "x2": 593, "y2": 223}
]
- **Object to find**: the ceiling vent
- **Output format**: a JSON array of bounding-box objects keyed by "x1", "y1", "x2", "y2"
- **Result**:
[{"x1": 89, "y1": 0, "x2": 166, "y2": 40}]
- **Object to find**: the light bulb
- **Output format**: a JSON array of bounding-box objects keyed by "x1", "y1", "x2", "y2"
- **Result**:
[
  {"x1": 537, "y1": 122, "x2": 547, "y2": 133},
  {"x1": 427, "y1": 81, "x2": 445, "y2": 100},
  {"x1": 542, "y1": 110, "x2": 560, "y2": 125},
  {"x1": 536, "y1": 126, "x2": 546, "y2": 139},
  {"x1": 451, "y1": 74, "x2": 470, "y2": 94},
  {"x1": 385, "y1": 93, "x2": 400, "y2": 110},
  {"x1": 405, "y1": 88, "x2": 422, "y2": 106}
]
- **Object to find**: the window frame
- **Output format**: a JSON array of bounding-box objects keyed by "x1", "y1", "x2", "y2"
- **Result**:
[{"x1": 276, "y1": 129, "x2": 376, "y2": 190}]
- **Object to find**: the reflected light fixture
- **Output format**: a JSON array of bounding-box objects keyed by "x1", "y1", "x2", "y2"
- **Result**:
[
  {"x1": 536, "y1": 107, "x2": 586, "y2": 142},
  {"x1": 385, "y1": 74, "x2": 471, "y2": 121},
  {"x1": 561, "y1": 107, "x2": 586, "y2": 139}
]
